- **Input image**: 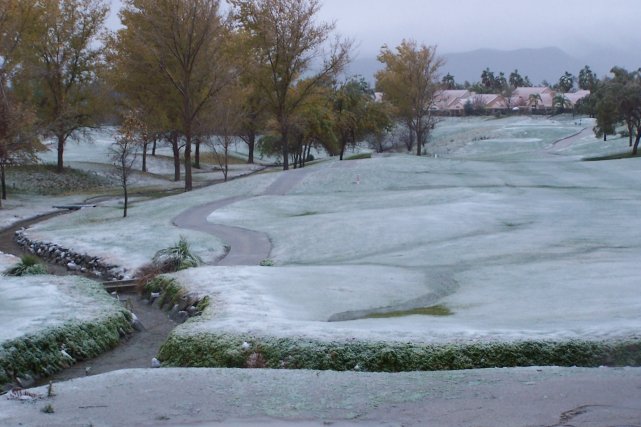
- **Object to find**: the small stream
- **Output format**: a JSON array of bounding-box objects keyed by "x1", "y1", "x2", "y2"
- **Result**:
[{"x1": 1, "y1": 210, "x2": 177, "y2": 385}]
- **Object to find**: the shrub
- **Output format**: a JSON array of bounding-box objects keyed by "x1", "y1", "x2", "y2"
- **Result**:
[
  {"x1": 143, "y1": 276, "x2": 184, "y2": 309},
  {"x1": 4, "y1": 255, "x2": 47, "y2": 276},
  {"x1": 152, "y1": 236, "x2": 202, "y2": 272}
]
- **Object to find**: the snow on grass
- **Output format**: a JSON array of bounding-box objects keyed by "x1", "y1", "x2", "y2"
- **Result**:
[
  {"x1": 0, "y1": 193, "x2": 85, "y2": 231},
  {"x1": 0, "y1": 252, "x2": 18, "y2": 270},
  {"x1": 38, "y1": 129, "x2": 267, "y2": 185},
  {"x1": 10, "y1": 116, "x2": 641, "y2": 370},
  {"x1": 22, "y1": 170, "x2": 280, "y2": 272},
  {"x1": 163, "y1": 116, "x2": 641, "y2": 352},
  {"x1": 0, "y1": 274, "x2": 132, "y2": 385},
  {"x1": 0, "y1": 275, "x2": 124, "y2": 342}
]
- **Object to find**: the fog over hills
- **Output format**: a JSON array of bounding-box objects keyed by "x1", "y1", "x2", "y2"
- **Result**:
[{"x1": 347, "y1": 47, "x2": 639, "y2": 87}]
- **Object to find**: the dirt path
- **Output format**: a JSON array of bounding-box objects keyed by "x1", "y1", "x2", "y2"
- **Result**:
[{"x1": 44, "y1": 294, "x2": 177, "y2": 383}]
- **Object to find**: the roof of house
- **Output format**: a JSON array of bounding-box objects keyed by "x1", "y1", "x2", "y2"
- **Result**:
[{"x1": 513, "y1": 87, "x2": 553, "y2": 97}]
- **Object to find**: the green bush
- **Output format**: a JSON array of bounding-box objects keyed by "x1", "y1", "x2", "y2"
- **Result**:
[
  {"x1": 152, "y1": 236, "x2": 202, "y2": 272},
  {"x1": 4, "y1": 255, "x2": 47, "y2": 276}
]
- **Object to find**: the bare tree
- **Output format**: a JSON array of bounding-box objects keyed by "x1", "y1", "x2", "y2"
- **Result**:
[
  {"x1": 206, "y1": 87, "x2": 243, "y2": 182},
  {"x1": 110, "y1": 113, "x2": 143, "y2": 218}
]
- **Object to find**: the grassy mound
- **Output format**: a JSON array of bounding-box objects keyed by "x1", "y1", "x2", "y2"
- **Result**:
[
  {"x1": 0, "y1": 312, "x2": 132, "y2": 387},
  {"x1": 0, "y1": 277, "x2": 133, "y2": 387},
  {"x1": 158, "y1": 332, "x2": 641, "y2": 372}
]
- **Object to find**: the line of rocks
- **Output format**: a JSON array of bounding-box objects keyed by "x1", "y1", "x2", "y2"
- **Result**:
[
  {"x1": 14, "y1": 229, "x2": 129, "y2": 281},
  {"x1": 13, "y1": 230, "x2": 206, "y2": 326}
]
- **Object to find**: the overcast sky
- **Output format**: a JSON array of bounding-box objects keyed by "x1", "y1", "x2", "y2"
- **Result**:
[{"x1": 108, "y1": 0, "x2": 641, "y2": 60}]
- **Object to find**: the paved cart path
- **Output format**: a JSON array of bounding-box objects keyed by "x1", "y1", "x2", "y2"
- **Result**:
[{"x1": 173, "y1": 167, "x2": 317, "y2": 266}]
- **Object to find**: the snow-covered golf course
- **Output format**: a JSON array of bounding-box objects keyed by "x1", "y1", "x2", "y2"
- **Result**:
[{"x1": 3, "y1": 115, "x2": 641, "y2": 373}]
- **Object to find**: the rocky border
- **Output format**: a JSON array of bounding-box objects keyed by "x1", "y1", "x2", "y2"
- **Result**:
[{"x1": 14, "y1": 229, "x2": 127, "y2": 281}]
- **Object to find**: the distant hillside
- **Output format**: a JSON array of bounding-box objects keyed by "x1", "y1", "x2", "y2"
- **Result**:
[
  {"x1": 346, "y1": 46, "x2": 637, "y2": 87},
  {"x1": 442, "y1": 47, "x2": 586, "y2": 85}
]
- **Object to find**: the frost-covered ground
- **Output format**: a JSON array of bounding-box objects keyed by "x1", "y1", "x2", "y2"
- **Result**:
[
  {"x1": 1, "y1": 251, "x2": 121, "y2": 344},
  {"x1": 0, "y1": 273, "x2": 124, "y2": 342},
  {"x1": 36, "y1": 129, "x2": 267, "y2": 187},
  {"x1": 7, "y1": 115, "x2": 641, "y2": 348},
  {"x1": 165, "y1": 116, "x2": 641, "y2": 345}
]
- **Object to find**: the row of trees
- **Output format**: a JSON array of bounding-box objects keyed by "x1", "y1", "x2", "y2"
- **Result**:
[
  {"x1": 443, "y1": 65, "x2": 599, "y2": 95},
  {"x1": 590, "y1": 67, "x2": 641, "y2": 154},
  {"x1": 1, "y1": 0, "x2": 446, "y2": 202}
]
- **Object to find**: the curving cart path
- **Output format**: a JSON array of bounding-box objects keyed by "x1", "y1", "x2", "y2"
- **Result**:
[{"x1": 172, "y1": 166, "x2": 317, "y2": 266}]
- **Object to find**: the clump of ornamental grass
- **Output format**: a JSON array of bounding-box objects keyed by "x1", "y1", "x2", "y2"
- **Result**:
[
  {"x1": 4, "y1": 254, "x2": 47, "y2": 276},
  {"x1": 135, "y1": 236, "x2": 202, "y2": 294},
  {"x1": 152, "y1": 236, "x2": 202, "y2": 272}
]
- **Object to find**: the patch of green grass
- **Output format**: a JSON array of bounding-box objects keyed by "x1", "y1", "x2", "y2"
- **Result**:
[
  {"x1": 0, "y1": 309, "x2": 132, "y2": 387},
  {"x1": 143, "y1": 276, "x2": 184, "y2": 309},
  {"x1": 291, "y1": 211, "x2": 318, "y2": 217},
  {"x1": 363, "y1": 305, "x2": 453, "y2": 319},
  {"x1": 583, "y1": 152, "x2": 641, "y2": 161},
  {"x1": 344, "y1": 153, "x2": 372, "y2": 160},
  {"x1": 158, "y1": 332, "x2": 641, "y2": 373},
  {"x1": 6, "y1": 164, "x2": 116, "y2": 195},
  {"x1": 4, "y1": 255, "x2": 47, "y2": 276}
]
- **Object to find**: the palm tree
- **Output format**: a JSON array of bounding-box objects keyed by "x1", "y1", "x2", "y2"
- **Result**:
[
  {"x1": 528, "y1": 93, "x2": 542, "y2": 110},
  {"x1": 553, "y1": 94, "x2": 572, "y2": 113}
]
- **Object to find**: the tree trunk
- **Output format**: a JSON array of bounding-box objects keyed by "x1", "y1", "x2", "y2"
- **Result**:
[
  {"x1": 305, "y1": 143, "x2": 312, "y2": 166},
  {"x1": 56, "y1": 134, "x2": 65, "y2": 173},
  {"x1": 142, "y1": 142, "x2": 147, "y2": 172},
  {"x1": 339, "y1": 139, "x2": 346, "y2": 160},
  {"x1": 628, "y1": 124, "x2": 634, "y2": 147},
  {"x1": 194, "y1": 139, "x2": 200, "y2": 169},
  {"x1": 405, "y1": 122, "x2": 415, "y2": 152},
  {"x1": 633, "y1": 132, "x2": 641, "y2": 156},
  {"x1": 247, "y1": 132, "x2": 255, "y2": 164},
  {"x1": 171, "y1": 133, "x2": 181, "y2": 182},
  {"x1": 603, "y1": 134, "x2": 607, "y2": 142},
  {"x1": 281, "y1": 124, "x2": 289, "y2": 171},
  {"x1": 416, "y1": 127, "x2": 423, "y2": 156},
  {"x1": 123, "y1": 184, "x2": 128, "y2": 218},
  {"x1": 184, "y1": 133, "x2": 193, "y2": 192},
  {"x1": 223, "y1": 139, "x2": 229, "y2": 182},
  {"x1": 0, "y1": 163, "x2": 5, "y2": 205},
  {"x1": 152, "y1": 137, "x2": 157, "y2": 156}
]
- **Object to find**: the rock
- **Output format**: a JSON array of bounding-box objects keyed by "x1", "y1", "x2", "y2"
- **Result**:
[
  {"x1": 132, "y1": 319, "x2": 145, "y2": 332},
  {"x1": 66, "y1": 262, "x2": 78, "y2": 271},
  {"x1": 175, "y1": 311, "x2": 189, "y2": 324},
  {"x1": 131, "y1": 312, "x2": 145, "y2": 331},
  {"x1": 151, "y1": 358, "x2": 161, "y2": 368},
  {"x1": 16, "y1": 374, "x2": 35, "y2": 388}
]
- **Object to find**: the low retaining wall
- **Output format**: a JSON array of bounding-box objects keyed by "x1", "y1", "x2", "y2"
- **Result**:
[{"x1": 14, "y1": 230, "x2": 126, "y2": 281}]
